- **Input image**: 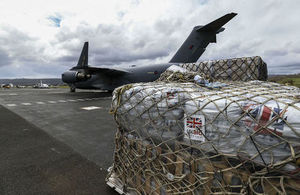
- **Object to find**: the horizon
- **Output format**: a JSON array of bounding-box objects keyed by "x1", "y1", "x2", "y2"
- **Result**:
[{"x1": 1, "y1": 72, "x2": 300, "y2": 80}]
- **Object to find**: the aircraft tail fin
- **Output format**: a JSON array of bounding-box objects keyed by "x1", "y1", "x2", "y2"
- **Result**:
[
  {"x1": 76, "y1": 42, "x2": 89, "y2": 68},
  {"x1": 196, "y1": 12, "x2": 237, "y2": 32},
  {"x1": 169, "y1": 13, "x2": 237, "y2": 63}
]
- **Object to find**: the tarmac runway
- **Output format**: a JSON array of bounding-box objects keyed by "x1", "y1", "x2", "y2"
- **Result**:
[{"x1": 0, "y1": 88, "x2": 118, "y2": 194}]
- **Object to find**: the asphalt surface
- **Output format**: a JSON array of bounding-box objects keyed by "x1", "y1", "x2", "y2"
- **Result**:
[{"x1": 0, "y1": 88, "x2": 118, "y2": 194}]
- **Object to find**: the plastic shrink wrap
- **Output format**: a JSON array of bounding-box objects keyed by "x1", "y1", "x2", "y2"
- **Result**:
[
  {"x1": 181, "y1": 56, "x2": 268, "y2": 81},
  {"x1": 108, "y1": 61, "x2": 300, "y2": 194},
  {"x1": 112, "y1": 81, "x2": 300, "y2": 173}
]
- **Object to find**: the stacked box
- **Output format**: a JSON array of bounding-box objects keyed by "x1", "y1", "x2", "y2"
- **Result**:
[
  {"x1": 107, "y1": 80, "x2": 300, "y2": 194},
  {"x1": 180, "y1": 56, "x2": 268, "y2": 81}
]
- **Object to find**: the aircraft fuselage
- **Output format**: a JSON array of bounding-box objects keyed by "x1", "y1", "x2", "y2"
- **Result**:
[{"x1": 68, "y1": 63, "x2": 174, "y2": 91}]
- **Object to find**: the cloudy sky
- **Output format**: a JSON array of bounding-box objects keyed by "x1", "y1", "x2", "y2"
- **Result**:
[{"x1": 0, "y1": 0, "x2": 300, "y2": 78}]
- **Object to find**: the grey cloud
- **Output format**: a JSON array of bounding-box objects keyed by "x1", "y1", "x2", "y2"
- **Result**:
[
  {"x1": 0, "y1": 26, "x2": 37, "y2": 45},
  {"x1": 264, "y1": 49, "x2": 288, "y2": 57},
  {"x1": 93, "y1": 47, "x2": 169, "y2": 65},
  {"x1": 154, "y1": 19, "x2": 183, "y2": 36},
  {"x1": 130, "y1": 0, "x2": 141, "y2": 6},
  {"x1": 202, "y1": 38, "x2": 264, "y2": 62},
  {"x1": 133, "y1": 40, "x2": 146, "y2": 49},
  {"x1": 2, "y1": 0, "x2": 300, "y2": 78},
  {"x1": 53, "y1": 22, "x2": 175, "y2": 66},
  {"x1": 268, "y1": 63, "x2": 300, "y2": 75},
  {"x1": 117, "y1": 11, "x2": 126, "y2": 20},
  {"x1": 0, "y1": 62, "x2": 66, "y2": 78},
  {"x1": 271, "y1": 63, "x2": 300, "y2": 68},
  {"x1": 0, "y1": 48, "x2": 12, "y2": 67},
  {"x1": 292, "y1": 47, "x2": 300, "y2": 54},
  {"x1": 55, "y1": 55, "x2": 78, "y2": 64},
  {"x1": 31, "y1": 63, "x2": 65, "y2": 76},
  {"x1": 0, "y1": 26, "x2": 43, "y2": 69}
]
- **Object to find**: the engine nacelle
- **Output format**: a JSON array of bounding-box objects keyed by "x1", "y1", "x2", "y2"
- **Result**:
[{"x1": 61, "y1": 70, "x2": 91, "y2": 83}]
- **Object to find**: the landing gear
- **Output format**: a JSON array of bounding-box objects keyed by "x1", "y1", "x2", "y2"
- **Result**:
[{"x1": 70, "y1": 86, "x2": 76, "y2": 92}]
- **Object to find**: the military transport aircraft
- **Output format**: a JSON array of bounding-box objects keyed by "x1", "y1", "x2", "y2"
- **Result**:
[{"x1": 62, "y1": 13, "x2": 237, "y2": 92}]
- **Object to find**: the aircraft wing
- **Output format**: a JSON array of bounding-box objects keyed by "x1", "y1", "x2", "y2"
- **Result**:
[
  {"x1": 69, "y1": 42, "x2": 130, "y2": 76},
  {"x1": 86, "y1": 66, "x2": 130, "y2": 76}
]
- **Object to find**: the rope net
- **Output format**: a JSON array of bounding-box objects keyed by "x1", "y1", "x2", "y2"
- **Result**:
[
  {"x1": 107, "y1": 63, "x2": 299, "y2": 195},
  {"x1": 180, "y1": 56, "x2": 268, "y2": 81}
]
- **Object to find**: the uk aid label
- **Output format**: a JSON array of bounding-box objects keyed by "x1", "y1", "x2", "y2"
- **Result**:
[{"x1": 184, "y1": 114, "x2": 205, "y2": 142}]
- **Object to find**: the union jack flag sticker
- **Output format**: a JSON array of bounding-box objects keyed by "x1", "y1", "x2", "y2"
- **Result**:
[{"x1": 184, "y1": 114, "x2": 205, "y2": 142}]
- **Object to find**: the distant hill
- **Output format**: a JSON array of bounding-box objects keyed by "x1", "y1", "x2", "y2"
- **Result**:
[
  {"x1": 0, "y1": 78, "x2": 64, "y2": 86},
  {"x1": 268, "y1": 73, "x2": 300, "y2": 88}
]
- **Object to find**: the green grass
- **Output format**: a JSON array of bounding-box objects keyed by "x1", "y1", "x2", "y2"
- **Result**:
[{"x1": 268, "y1": 74, "x2": 300, "y2": 88}]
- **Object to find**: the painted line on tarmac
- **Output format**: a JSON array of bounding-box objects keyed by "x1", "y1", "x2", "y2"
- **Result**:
[
  {"x1": 21, "y1": 103, "x2": 32, "y2": 106},
  {"x1": 47, "y1": 92, "x2": 66, "y2": 94},
  {"x1": 0, "y1": 93, "x2": 18, "y2": 96},
  {"x1": 67, "y1": 99, "x2": 77, "y2": 102},
  {"x1": 7, "y1": 104, "x2": 17, "y2": 107},
  {"x1": 4, "y1": 98, "x2": 101, "y2": 107},
  {"x1": 81, "y1": 106, "x2": 102, "y2": 110}
]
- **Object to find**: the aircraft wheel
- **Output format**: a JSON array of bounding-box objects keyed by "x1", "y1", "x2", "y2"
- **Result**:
[{"x1": 70, "y1": 86, "x2": 76, "y2": 92}]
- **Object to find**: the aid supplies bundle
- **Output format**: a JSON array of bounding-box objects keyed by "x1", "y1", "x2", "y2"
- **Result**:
[
  {"x1": 108, "y1": 80, "x2": 300, "y2": 194},
  {"x1": 181, "y1": 56, "x2": 268, "y2": 81},
  {"x1": 107, "y1": 60, "x2": 299, "y2": 194}
]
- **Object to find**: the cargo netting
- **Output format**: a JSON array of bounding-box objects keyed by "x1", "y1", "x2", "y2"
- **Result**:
[
  {"x1": 180, "y1": 56, "x2": 268, "y2": 81},
  {"x1": 107, "y1": 79, "x2": 300, "y2": 194}
]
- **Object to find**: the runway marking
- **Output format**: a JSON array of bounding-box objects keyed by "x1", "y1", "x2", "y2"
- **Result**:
[
  {"x1": 47, "y1": 92, "x2": 65, "y2": 94},
  {"x1": 81, "y1": 106, "x2": 102, "y2": 110},
  {"x1": 21, "y1": 103, "x2": 32, "y2": 106},
  {"x1": 7, "y1": 104, "x2": 17, "y2": 107},
  {"x1": 103, "y1": 97, "x2": 112, "y2": 100},
  {"x1": 4, "y1": 97, "x2": 106, "y2": 108},
  {"x1": 0, "y1": 93, "x2": 18, "y2": 96}
]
